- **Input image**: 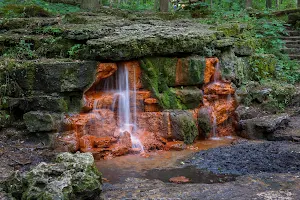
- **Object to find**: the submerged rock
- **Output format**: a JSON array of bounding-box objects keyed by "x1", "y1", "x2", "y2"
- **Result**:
[{"x1": 1, "y1": 152, "x2": 102, "y2": 200}]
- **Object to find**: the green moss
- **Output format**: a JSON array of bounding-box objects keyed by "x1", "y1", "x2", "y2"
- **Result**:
[
  {"x1": 140, "y1": 57, "x2": 185, "y2": 109},
  {"x1": 0, "y1": 4, "x2": 51, "y2": 18},
  {"x1": 63, "y1": 13, "x2": 88, "y2": 24},
  {"x1": 216, "y1": 23, "x2": 242, "y2": 37},
  {"x1": 181, "y1": 117, "x2": 198, "y2": 144},
  {"x1": 59, "y1": 98, "x2": 69, "y2": 112}
]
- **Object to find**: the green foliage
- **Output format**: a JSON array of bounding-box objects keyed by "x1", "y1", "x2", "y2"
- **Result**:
[
  {"x1": 3, "y1": 40, "x2": 37, "y2": 60},
  {"x1": 35, "y1": 26, "x2": 63, "y2": 36},
  {"x1": 68, "y1": 44, "x2": 82, "y2": 58}
]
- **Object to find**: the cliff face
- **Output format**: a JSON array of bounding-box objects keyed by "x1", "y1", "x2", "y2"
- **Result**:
[{"x1": 0, "y1": 10, "x2": 251, "y2": 155}]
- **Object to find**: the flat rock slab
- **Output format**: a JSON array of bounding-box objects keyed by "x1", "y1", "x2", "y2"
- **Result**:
[
  {"x1": 269, "y1": 115, "x2": 300, "y2": 141},
  {"x1": 103, "y1": 173, "x2": 300, "y2": 200},
  {"x1": 0, "y1": 11, "x2": 227, "y2": 61}
]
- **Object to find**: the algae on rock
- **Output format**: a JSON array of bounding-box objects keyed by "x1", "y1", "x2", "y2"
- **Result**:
[{"x1": 1, "y1": 152, "x2": 102, "y2": 200}]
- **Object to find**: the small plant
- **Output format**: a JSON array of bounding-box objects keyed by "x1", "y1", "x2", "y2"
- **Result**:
[
  {"x1": 68, "y1": 44, "x2": 82, "y2": 58},
  {"x1": 3, "y1": 40, "x2": 37, "y2": 60}
]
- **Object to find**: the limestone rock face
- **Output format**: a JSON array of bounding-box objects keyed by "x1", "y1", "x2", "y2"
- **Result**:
[
  {"x1": 238, "y1": 113, "x2": 290, "y2": 139},
  {"x1": 23, "y1": 111, "x2": 60, "y2": 132},
  {"x1": 170, "y1": 110, "x2": 198, "y2": 144},
  {"x1": 1, "y1": 152, "x2": 102, "y2": 200}
]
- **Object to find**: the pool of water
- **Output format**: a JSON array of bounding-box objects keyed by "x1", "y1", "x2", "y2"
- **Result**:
[{"x1": 96, "y1": 137, "x2": 238, "y2": 184}]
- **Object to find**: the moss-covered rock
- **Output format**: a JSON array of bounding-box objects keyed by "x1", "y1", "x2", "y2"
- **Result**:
[
  {"x1": 238, "y1": 113, "x2": 290, "y2": 139},
  {"x1": 197, "y1": 107, "x2": 212, "y2": 138},
  {"x1": 170, "y1": 110, "x2": 198, "y2": 144},
  {"x1": 1, "y1": 152, "x2": 102, "y2": 200},
  {"x1": 0, "y1": 4, "x2": 51, "y2": 18},
  {"x1": 0, "y1": 59, "x2": 97, "y2": 94},
  {"x1": 140, "y1": 56, "x2": 206, "y2": 109},
  {"x1": 174, "y1": 87, "x2": 203, "y2": 109},
  {"x1": 216, "y1": 23, "x2": 248, "y2": 37},
  {"x1": 23, "y1": 111, "x2": 60, "y2": 132},
  {"x1": 237, "y1": 81, "x2": 296, "y2": 112}
]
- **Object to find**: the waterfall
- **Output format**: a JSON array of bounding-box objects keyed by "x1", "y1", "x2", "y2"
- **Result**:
[{"x1": 99, "y1": 65, "x2": 144, "y2": 152}]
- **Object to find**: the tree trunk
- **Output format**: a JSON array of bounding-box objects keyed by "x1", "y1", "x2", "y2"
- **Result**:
[
  {"x1": 275, "y1": 0, "x2": 279, "y2": 9},
  {"x1": 245, "y1": 0, "x2": 252, "y2": 8},
  {"x1": 266, "y1": 0, "x2": 272, "y2": 9},
  {"x1": 80, "y1": 0, "x2": 100, "y2": 10},
  {"x1": 298, "y1": 0, "x2": 300, "y2": 8},
  {"x1": 160, "y1": 0, "x2": 169, "y2": 12}
]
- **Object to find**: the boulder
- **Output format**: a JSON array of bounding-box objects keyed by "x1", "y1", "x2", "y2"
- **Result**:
[
  {"x1": 174, "y1": 87, "x2": 203, "y2": 109},
  {"x1": 235, "y1": 105, "x2": 268, "y2": 120},
  {"x1": 0, "y1": 60, "x2": 97, "y2": 94},
  {"x1": 197, "y1": 107, "x2": 213, "y2": 138},
  {"x1": 170, "y1": 110, "x2": 198, "y2": 144},
  {"x1": 23, "y1": 111, "x2": 60, "y2": 132},
  {"x1": 238, "y1": 113, "x2": 290, "y2": 139},
  {"x1": 1, "y1": 152, "x2": 102, "y2": 200}
]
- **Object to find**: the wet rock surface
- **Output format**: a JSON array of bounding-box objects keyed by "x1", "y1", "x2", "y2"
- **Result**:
[
  {"x1": 103, "y1": 172, "x2": 300, "y2": 200},
  {"x1": 186, "y1": 141, "x2": 300, "y2": 175},
  {"x1": 101, "y1": 140, "x2": 300, "y2": 199}
]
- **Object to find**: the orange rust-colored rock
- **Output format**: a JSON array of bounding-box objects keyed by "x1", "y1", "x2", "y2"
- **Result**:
[
  {"x1": 136, "y1": 131, "x2": 165, "y2": 151},
  {"x1": 204, "y1": 57, "x2": 219, "y2": 84},
  {"x1": 204, "y1": 82, "x2": 235, "y2": 95},
  {"x1": 169, "y1": 176, "x2": 190, "y2": 183},
  {"x1": 144, "y1": 98, "x2": 161, "y2": 112},
  {"x1": 136, "y1": 90, "x2": 152, "y2": 100},
  {"x1": 122, "y1": 61, "x2": 143, "y2": 90},
  {"x1": 109, "y1": 131, "x2": 132, "y2": 156},
  {"x1": 165, "y1": 141, "x2": 187, "y2": 151},
  {"x1": 175, "y1": 58, "x2": 188, "y2": 85},
  {"x1": 136, "y1": 112, "x2": 170, "y2": 139}
]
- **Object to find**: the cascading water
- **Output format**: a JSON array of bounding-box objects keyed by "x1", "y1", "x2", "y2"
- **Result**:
[
  {"x1": 111, "y1": 66, "x2": 144, "y2": 152},
  {"x1": 88, "y1": 65, "x2": 145, "y2": 152}
]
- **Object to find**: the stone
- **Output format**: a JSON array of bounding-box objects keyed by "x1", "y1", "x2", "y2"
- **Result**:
[
  {"x1": 212, "y1": 38, "x2": 235, "y2": 48},
  {"x1": 136, "y1": 112, "x2": 170, "y2": 139},
  {"x1": 235, "y1": 105, "x2": 267, "y2": 120},
  {"x1": 169, "y1": 110, "x2": 198, "y2": 144},
  {"x1": 23, "y1": 111, "x2": 60, "y2": 132},
  {"x1": 204, "y1": 57, "x2": 219, "y2": 84},
  {"x1": 238, "y1": 113, "x2": 290, "y2": 139},
  {"x1": 174, "y1": 56, "x2": 206, "y2": 86},
  {"x1": 174, "y1": 87, "x2": 203, "y2": 109},
  {"x1": 165, "y1": 141, "x2": 187, "y2": 151},
  {"x1": 203, "y1": 82, "x2": 235, "y2": 95},
  {"x1": 54, "y1": 131, "x2": 80, "y2": 153},
  {"x1": 197, "y1": 107, "x2": 213, "y2": 138},
  {"x1": 82, "y1": 21, "x2": 220, "y2": 60},
  {"x1": 1, "y1": 153, "x2": 102, "y2": 200},
  {"x1": 0, "y1": 60, "x2": 97, "y2": 94},
  {"x1": 169, "y1": 176, "x2": 190, "y2": 183}
]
